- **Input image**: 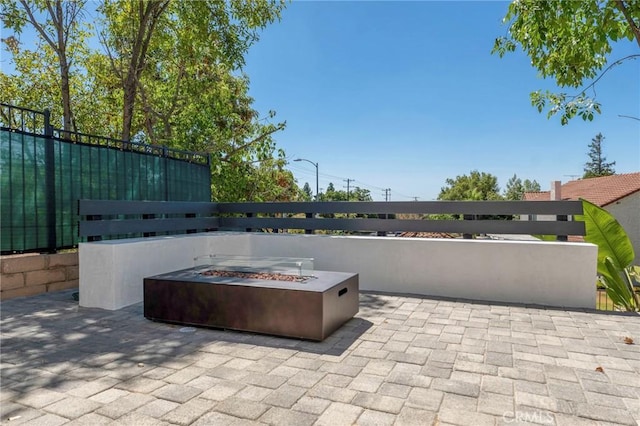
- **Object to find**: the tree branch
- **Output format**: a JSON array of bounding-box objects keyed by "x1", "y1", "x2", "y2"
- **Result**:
[
  {"x1": 19, "y1": 0, "x2": 58, "y2": 52},
  {"x1": 220, "y1": 123, "x2": 285, "y2": 162},
  {"x1": 615, "y1": 0, "x2": 640, "y2": 48}
]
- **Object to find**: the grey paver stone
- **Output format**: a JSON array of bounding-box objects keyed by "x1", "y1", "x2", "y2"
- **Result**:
[
  {"x1": 386, "y1": 371, "x2": 432, "y2": 388},
  {"x1": 67, "y1": 376, "x2": 119, "y2": 398},
  {"x1": 319, "y1": 373, "x2": 353, "y2": 387},
  {"x1": 486, "y1": 351, "x2": 513, "y2": 367},
  {"x1": 580, "y1": 379, "x2": 627, "y2": 397},
  {"x1": 199, "y1": 380, "x2": 245, "y2": 401},
  {"x1": 135, "y1": 398, "x2": 180, "y2": 418},
  {"x1": 348, "y1": 374, "x2": 384, "y2": 393},
  {"x1": 514, "y1": 379, "x2": 549, "y2": 396},
  {"x1": 379, "y1": 382, "x2": 411, "y2": 398},
  {"x1": 395, "y1": 407, "x2": 437, "y2": 426},
  {"x1": 315, "y1": 401, "x2": 363, "y2": 426},
  {"x1": 42, "y1": 396, "x2": 102, "y2": 419},
  {"x1": 142, "y1": 366, "x2": 177, "y2": 380},
  {"x1": 235, "y1": 385, "x2": 271, "y2": 402},
  {"x1": 362, "y1": 359, "x2": 396, "y2": 376},
  {"x1": 18, "y1": 413, "x2": 68, "y2": 426},
  {"x1": 547, "y1": 379, "x2": 586, "y2": 402},
  {"x1": 163, "y1": 366, "x2": 207, "y2": 384},
  {"x1": 356, "y1": 409, "x2": 396, "y2": 426},
  {"x1": 405, "y1": 387, "x2": 444, "y2": 411},
  {"x1": 88, "y1": 388, "x2": 129, "y2": 404},
  {"x1": 432, "y1": 378, "x2": 480, "y2": 397},
  {"x1": 152, "y1": 383, "x2": 202, "y2": 403},
  {"x1": 161, "y1": 397, "x2": 213, "y2": 426},
  {"x1": 112, "y1": 411, "x2": 171, "y2": 425},
  {"x1": 575, "y1": 403, "x2": 637, "y2": 425},
  {"x1": 438, "y1": 407, "x2": 496, "y2": 426},
  {"x1": 259, "y1": 406, "x2": 316, "y2": 426},
  {"x1": 0, "y1": 402, "x2": 42, "y2": 424},
  {"x1": 287, "y1": 370, "x2": 326, "y2": 388},
  {"x1": 584, "y1": 391, "x2": 627, "y2": 409},
  {"x1": 213, "y1": 396, "x2": 269, "y2": 420},
  {"x1": 262, "y1": 384, "x2": 306, "y2": 408},
  {"x1": 292, "y1": 396, "x2": 331, "y2": 415},
  {"x1": 450, "y1": 370, "x2": 483, "y2": 385},
  {"x1": 441, "y1": 393, "x2": 477, "y2": 411},
  {"x1": 478, "y1": 391, "x2": 515, "y2": 416},
  {"x1": 16, "y1": 388, "x2": 66, "y2": 409},
  {"x1": 185, "y1": 375, "x2": 221, "y2": 391},
  {"x1": 96, "y1": 392, "x2": 154, "y2": 419},
  {"x1": 352, "y1": 391, "x2": 404, "y2": 414},
  {"x1": 499, "y1": 366, "x2": 546, "y2": 383},
  {"x1": 65, "y1": 412, "x2": 114, "y2": 425},
  {"x1": 387, "y1": 352, "x2": 428, "y2": 365},
  {"x1": 481, "y1": 375, "x2": 514, "y2": 396},
  {"x1": 242, "y1": 372, "x2": 288, "y2": 389},
  {"x1": 308, "y1": 384, "x2": 357, "y2": 403},
  {"x1": 116, "y1": 376, "x2": 166, "y2": 393}
]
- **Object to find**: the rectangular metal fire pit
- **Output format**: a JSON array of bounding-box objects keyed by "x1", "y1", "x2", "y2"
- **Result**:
[{"x1": 143, "y1": 267, "x2": 359, "y2": 341}]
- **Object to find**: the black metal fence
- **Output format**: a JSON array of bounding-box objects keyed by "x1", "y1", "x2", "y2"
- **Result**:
[
  {"x1": 1, "y1": 104, "x2": 212, "y2": 254},
  {"x1": 78, "y1": 199, "x2": 585, "y2": 241}
]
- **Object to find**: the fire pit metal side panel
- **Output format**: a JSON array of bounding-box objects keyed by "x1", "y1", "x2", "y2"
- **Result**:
[{"x1": 143, "y1": 269, "x2": 358, "y2": 341}]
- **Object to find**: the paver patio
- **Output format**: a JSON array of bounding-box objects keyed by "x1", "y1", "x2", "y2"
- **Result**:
[{"x1": 2, "y1": 289, "x2": 640, "y2": 425}]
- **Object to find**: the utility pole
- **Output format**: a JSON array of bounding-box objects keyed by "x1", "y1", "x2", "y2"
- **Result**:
[
  {"x1": 383, "y1": 188, "x2": 391, "y2": 201},
  {"x1": 343, "y1": 178, "x2": 354, "y2": 201},
  {"x1": 412, "y1": 196, "x2": 419, "y2": 201}
]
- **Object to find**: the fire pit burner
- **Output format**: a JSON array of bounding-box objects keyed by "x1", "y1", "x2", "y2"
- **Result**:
[{"x1": 144, "y1": 255, "x2": 359, "y2": 341}]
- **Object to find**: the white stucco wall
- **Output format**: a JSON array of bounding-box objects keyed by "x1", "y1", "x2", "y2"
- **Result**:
[
  {"x1": 605, "y1": 191, "x2": 640, "y2": 265},
  {"x1": 80, "y1": 232, "x2": 597, "y2": 310}
]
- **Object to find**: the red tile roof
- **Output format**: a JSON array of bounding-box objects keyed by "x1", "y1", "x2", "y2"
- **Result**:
[{"x1": 523, "y1": 172, "x2": 640, "y2": 207}]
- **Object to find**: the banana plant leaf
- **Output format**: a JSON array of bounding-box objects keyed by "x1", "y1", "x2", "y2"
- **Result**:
[
  {"x1": 579, "y1": 199, "x2": 635, "y2": 271},
  {"x1": 601, "y1": 257, "x2": 637, "y2": 311}
]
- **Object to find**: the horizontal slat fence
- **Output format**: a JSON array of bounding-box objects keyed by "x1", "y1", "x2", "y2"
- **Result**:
[{"x1": 78, "y1": 200, "x2": 585, "y2": 241}]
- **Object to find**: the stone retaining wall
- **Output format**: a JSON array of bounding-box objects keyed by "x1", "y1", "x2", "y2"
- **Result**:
[{"x1": 0, "y1": 252, "x2": 79, "y2": 300}]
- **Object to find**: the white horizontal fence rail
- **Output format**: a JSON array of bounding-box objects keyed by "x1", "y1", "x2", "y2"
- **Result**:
[{"x1": 78, "y1": 200, "x2": 585, "y2": 241}]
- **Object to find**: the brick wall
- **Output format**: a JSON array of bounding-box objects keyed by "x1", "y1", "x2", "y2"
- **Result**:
[{"x1": 0, "y1": 252, "x2": 78, "y2": 300}]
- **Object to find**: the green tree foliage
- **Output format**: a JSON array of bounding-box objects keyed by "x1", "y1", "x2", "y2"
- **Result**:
[
  {"x1": 493, "y1": 1, "x2": 640, "y2": 125},
  {"x1": 584, "y1": 133, "x2": 616, "y2": 178},
  {"x1": 2, "y1": 0, "x2": 292, "y2": 202},
  {"x1": 319, "y1": 183, "x2": 372, "y2": 202},
  {"x1": 301, "y1": 182, "x2": 313, "y2": 201},
  {"x1": 1, "y1": 0, "x2": 92, "y2": 132},
  {"x1": 438, "y1": 171, "x2": 503, "y2": 201},
  {"x1": 504, "y1": 174, "x2": 541, "y2": 200}
]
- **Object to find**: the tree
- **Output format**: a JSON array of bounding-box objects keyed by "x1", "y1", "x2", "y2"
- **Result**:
[
  {"x1": 523, "y1": 179, "x2": 541, "y2": 193},
  {"x1": 493, "y1": 1, "x2": 640, "y2": 125},
  {"x1": 2, "y1": 0, "x2": 89, "y2": 132},
  {"x1": 438, "y1": 171, "x2": 503, "y2": 201},
  {"x1": 504, "y1": 174, "x2": 541, "y2": 200},
  {"x1": 584, "y1": 133, "x2": 616, "y2": 178},
  {"x1": 97, "y1": 0, "x2": 285, "y2": 142},
  {"x1": 301, "y1": 182, "x2": 312, "y2": 201}
]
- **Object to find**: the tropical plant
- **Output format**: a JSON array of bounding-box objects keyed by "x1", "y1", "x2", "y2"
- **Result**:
[{"x1": 580, "y1": 199, "x2": 639, "y2": 311}]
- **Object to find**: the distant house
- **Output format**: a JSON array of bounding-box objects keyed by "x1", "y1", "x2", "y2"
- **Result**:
[{"x1": 524, "y1": 172, "x2": 640, "y2": 264}]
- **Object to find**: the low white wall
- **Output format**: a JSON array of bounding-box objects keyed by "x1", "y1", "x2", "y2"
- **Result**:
[
  {"x1": 80, "y1": 232, "x2": 597, "y2": 310},
  {"x1": 79, "y1": 233, "x2": 249, "y2": 310}
]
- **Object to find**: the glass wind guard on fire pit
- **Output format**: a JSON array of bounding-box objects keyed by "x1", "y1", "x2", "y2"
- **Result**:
[{"x1": 193, "y1": 254, "x2": 315, "y2": 279}]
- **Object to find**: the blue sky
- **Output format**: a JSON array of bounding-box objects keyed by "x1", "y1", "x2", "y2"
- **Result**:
[{"x1": 244, "y1": 1, "x2": 640, "y2": 201}]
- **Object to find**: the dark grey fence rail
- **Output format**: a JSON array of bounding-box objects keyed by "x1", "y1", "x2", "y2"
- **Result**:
[{"x1": 78, "y1": 200, "x2": 585, "y2": 241}]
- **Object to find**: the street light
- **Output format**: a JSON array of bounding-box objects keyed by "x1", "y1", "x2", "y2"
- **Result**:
[{"x1": 294, "y1": 158, "x2": 319, "y2": 201}]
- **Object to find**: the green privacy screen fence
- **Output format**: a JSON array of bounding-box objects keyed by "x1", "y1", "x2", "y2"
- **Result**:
[{"x1": 1, "y1": 104, "x2": 211, "y2": 254}]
